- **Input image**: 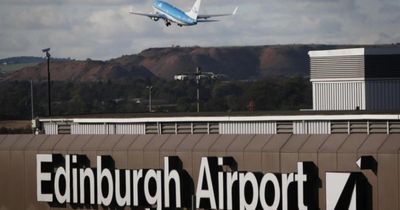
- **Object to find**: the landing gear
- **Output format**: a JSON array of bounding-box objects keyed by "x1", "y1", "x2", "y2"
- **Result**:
[
  {"x1": 165, "y1": 22, "x2": 171, "y2": 27},
  {"x1": 178, "y1": 24, "x2": 183, "y2": 27}
]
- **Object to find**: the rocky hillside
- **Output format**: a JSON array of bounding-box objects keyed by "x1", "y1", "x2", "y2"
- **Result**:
[
  {"x1": 3, "y1": 44, "x2": 392, "y2": 82},
  {"x1": 112, "y1": 45, "x2": 341, "y2": 79}
]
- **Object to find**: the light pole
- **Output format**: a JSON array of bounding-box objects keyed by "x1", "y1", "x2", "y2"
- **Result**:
[
  {"x1": 195, "y1": 67, "x2": 201, "y2": 113},
  {"x1": 30, "y1": 80, "x2": 34, "y2": 119},
  {"x1": 30, "y1": 80, "x2": 35, "y2": 134},
  {"x1": 42, "y1": 48, "x2": 51, "y2": 116},
  {"x1": 147, "y1": 86, "x2": 153, "y2": 112}
]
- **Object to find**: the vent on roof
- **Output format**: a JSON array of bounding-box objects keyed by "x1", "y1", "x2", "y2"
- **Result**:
[
  {"x1": 161, "y1": 123, "x2": 176, "y2": 134},
  {"x1": 193, "y1": 123, "x2": 208, "y2": 134},
  {"x1": 331, "y1": 121, "x2": 349, "y2": 134},
  {"x1": 369, "y1": 121, "x2": 388, "y2": 134},
  {"x1": 209, "y1": 123, "x2": 219, "y2": 134},
  {"x1": 177, "y1": 123, "x2": 192, "y2": 134},
  {"x1": 277, "y1": 121, "x2": 293, "y2": 134},
  {"x1": 145, "y1": 122, "x2": 220, "y2": 134},
  {"x1": 146, "y1": 123, "x2": 159, "y2": 134},
  {"x1": 57, "y1": 123, "x2": 71, "y2": 135},
  {"x1": 350, "y1": 121, "x2": 368, "y2": 133},
  {"x1": 389, "y1": 121, "x2": 400, "y2": 133}
]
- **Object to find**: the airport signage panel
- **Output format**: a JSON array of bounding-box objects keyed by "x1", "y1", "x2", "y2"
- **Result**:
[{"x1": 37, "y1": 154, "x2": 373, "y2": 210}]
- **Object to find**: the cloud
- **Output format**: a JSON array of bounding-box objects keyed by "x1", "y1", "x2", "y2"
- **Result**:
[
  {"x1": 0, "y1": 0, "x2": 399, "y2": 60},
  {"x1": 0, "y1": 0, "x2": 143, "y2": 5},
  {"x1": 375, "y1": 33, "x2": 400, "y2": 44},
  {"x1": 0, "y1": 6, "x2": 69, "y2": 30}
]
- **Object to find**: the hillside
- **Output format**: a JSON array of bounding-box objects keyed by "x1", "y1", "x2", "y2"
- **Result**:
[
  {"x1": 3, "y1": 59, "x2": 154, "y2": 82},
  {"x1": 112, "y1": 45, "x2": 342, "y2": 79},
  {"x1": 2, "y1": 44, "x2": 393, "y2": 82}
]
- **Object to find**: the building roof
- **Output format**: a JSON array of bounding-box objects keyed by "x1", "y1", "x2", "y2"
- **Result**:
[
  {"x1": 309, "y1": 47, "x2": 400, "y2": 80},
  {"x1": 309, "y1": 47, "x2": 400, "y2": 57},
  {"x1": 38, "y1": 111, "x2": 400, "y2": 123}
]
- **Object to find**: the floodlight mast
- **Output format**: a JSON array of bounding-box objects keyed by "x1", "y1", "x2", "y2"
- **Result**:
[
  {"x1": 174, "y1": 67, "x2": 219, "y2": 113},
  {"x1": 146, "y1": 86, "x2": 153, "y2": 112},
  {"x1": 42, "y1": 48, "x2": 51, "y2": 116},
  {"x1": 195, "y1": 67, "x2": 201, "y2": 113}
]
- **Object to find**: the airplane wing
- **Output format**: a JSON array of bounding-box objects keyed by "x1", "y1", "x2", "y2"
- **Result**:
[
  {"x1": 129, "y1": 12, "x2": 166, "y2": 20},
  {"x1": 197, "y1": 7, "x2": 238, "y2": 20},
  {"x1": 196, "y1": 19, "x2": 219, "y2": 23}
]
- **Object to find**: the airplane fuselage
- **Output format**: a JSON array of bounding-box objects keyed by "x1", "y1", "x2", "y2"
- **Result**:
[
  {"x1": 129, "y1": 0, "x2": 237, "y2": 27},
  {"x1": 152, "y1": 1, "x2": 197, "y2": 26}
]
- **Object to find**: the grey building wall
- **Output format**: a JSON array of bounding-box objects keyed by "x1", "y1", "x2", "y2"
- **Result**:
[
  {"x1": 365, "y1": 80, "x2": 400, "y2": 110},
  {"x1": 293, "y1": 121, "x2": 331, "y2": 134},
  {"x1": 312, "y1": 81, "x2": 365, "y2": 111},
  {"x1": 312, "y1": 79, "x2": 400, "y2": 111},
  {"x1": 219, "y1": 121, "x2": 276, "y2": 134},
  {"x1": 43, "y1": 123, "x2": 58, "y2": 135}
]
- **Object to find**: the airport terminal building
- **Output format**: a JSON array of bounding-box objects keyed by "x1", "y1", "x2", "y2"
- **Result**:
[{"x1": 1, "y1": 47, "x2": 400, "y2": 210}]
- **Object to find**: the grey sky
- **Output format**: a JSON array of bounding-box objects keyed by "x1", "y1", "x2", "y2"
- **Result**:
[{"x1": 0, "y1": 0, "x2": 399, "y2": 60}]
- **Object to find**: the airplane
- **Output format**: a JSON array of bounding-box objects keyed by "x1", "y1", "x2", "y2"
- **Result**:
[{"x1": 129, "y1": 0, "x2": 238, "y2": 27}]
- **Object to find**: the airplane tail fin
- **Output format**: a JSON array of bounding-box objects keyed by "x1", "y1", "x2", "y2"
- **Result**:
[{"x1": 186, "y1": 0, "x2": 201, "y2": 20}]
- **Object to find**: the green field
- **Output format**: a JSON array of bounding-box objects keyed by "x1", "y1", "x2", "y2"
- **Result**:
[
  {"x1": 0, "y1": 62, "x2": 39, "y2": 74},
  {"x1": 0, "y1": 120, "x2": 31, "y2": 129},
  {"x1": 0, "y1": 120, "x2": 32, "y2": 134}
]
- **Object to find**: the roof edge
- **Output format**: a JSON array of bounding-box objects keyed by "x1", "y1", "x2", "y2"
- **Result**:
[
  {"x1": 309, "y1": 48, "x2": 365, "y2": 57},
  {"x1": 309, "y1": 47, "x2": 400, "y2": 57}
]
